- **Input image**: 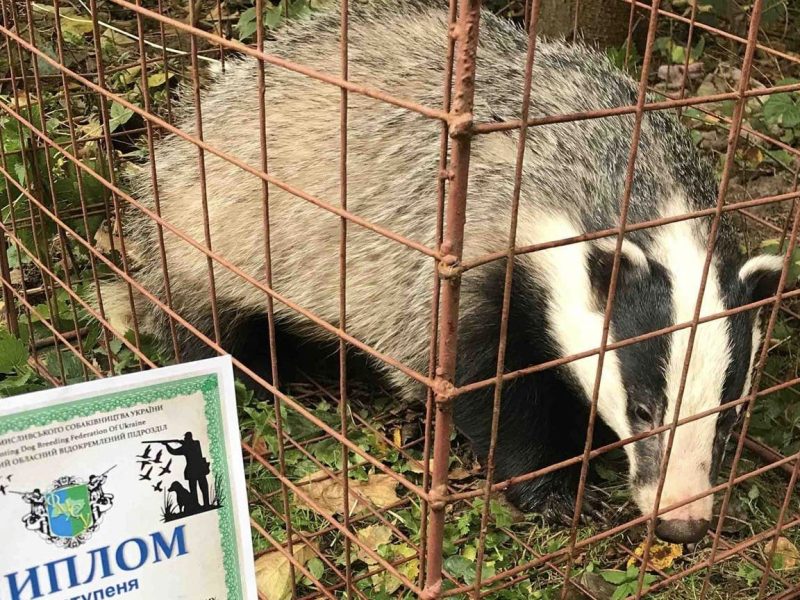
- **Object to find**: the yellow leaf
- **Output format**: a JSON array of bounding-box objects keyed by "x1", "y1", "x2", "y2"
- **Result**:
[
  {"x1": 392, "y1": 427, "x2": 403, "y2": 447},
  {"x1": 59, "y1": 10, "x2": 94, "y2": 36},
  {"x1": 354, "y1": 524, "x2": 392, "y2": 565},
  {"x1": 147, "y1": 71, "x2": 174, "y2": 88},
  {"x1": 771, "y1": 537, "x2": 800, "y2": 571},
  {"x1": 81, "y1": 119, "x2": 103, "y2": 139},
  {"x1": 407, "y1": 458, "x2": 433, "y2": 475},
  {"x1": 627, "y1": 541, "x2": 683, "y2": 571},
  {"x1": 119, "y1": 66, "x2": 142, "y2": 86},
  {"x1": 101, "y1": 28, "x2": 136, "y2": 48},
  {"x1": 295, "y1": 470, "x2": 400, "y2": 516},
  {"x1": 255, "y1": 542, "x2": 316, "y2": 600}
]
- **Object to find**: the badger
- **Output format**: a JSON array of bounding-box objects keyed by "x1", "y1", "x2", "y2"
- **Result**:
[{"x1": 102, "y1": 0, "x2": 783, "y2": 543}]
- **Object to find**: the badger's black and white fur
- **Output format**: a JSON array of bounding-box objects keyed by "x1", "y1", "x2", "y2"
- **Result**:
[{"x1": 103, "y1": 0, "x2": 783, "y2": 543}]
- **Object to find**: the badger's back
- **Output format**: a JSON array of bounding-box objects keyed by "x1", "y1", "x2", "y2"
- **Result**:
[{"x1": 118, "y1": 0, "x2": 733, "y2": 395}]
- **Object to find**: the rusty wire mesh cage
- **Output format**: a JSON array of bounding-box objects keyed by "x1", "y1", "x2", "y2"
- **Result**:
[{"x1": 1, "y1": 0, "x2": 799, "y2": 598}]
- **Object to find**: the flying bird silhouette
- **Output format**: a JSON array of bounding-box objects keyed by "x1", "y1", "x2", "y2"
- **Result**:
[
  {"x1": 159, "y1": 460, "x2": 172, "y2": 477},
  {"x1": 137, "y1": 445, "x2": 152, "y2": 460},
  {"x1": 152, "y1": 481, "x2": 163, "y2": 492},
  {"x1": 139, "y1": 466, "x2": 153, "y2": 481},
  {"x1": 153, "y1": 450, "x2": 163, "y2": 464}
]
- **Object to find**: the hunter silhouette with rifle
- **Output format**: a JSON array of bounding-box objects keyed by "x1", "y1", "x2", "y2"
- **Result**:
[{"x1": 146, "y1": 432, "x2": 210, "y2": 510}]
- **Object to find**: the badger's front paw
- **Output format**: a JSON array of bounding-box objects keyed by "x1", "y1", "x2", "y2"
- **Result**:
[{"x1": 506, "y1": 480, "x2": 606, "y2": 527}]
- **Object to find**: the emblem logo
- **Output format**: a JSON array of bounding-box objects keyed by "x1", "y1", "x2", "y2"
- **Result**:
[{"x1": 19, "y1": 467, "x2": 115, "y2": 548}]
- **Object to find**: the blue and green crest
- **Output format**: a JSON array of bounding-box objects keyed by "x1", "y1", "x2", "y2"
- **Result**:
[
  {"x1": 20, "y1": 468, "x2": 115, "y2": 549},
  {"x1": 47, "y1": 483, "x2": 94, "y2": 538}
]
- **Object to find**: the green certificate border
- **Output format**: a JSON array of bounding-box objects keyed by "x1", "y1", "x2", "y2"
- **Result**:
[{"x1": 0, "y1": 374, "x2": 242, "y2": 599}]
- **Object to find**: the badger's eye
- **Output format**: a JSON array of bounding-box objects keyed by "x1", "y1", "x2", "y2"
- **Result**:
[{"x1": 635, "y1": 405, "x2": 653, "y2": 424}]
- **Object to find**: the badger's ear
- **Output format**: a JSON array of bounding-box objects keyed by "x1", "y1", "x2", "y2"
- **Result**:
[
  {"x1": 739, "y1": 254, "x2": 785, "y2": 302},
  {"x1": 587, "y1": 237, "x2": 649, "y2": 306}
]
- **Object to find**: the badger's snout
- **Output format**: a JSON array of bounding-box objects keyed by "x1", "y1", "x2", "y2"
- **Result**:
[
  {"x1": 635, "y1": 482, "x2": 714, "y2": 543},
  {"x1": 655, "y1": 517, "x2": 710, "y2": 544}
]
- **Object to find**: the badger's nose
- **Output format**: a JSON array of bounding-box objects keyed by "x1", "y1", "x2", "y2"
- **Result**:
[{"x1": 655, "y1": 518, "x2": 710, "y2": 543}]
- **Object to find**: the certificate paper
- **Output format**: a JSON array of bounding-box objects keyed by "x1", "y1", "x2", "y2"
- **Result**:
[{"x1": 0, "y1": 356, "x2": 256, "y2": 600}]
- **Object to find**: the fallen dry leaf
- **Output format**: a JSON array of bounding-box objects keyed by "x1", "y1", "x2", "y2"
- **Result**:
[
  {"x1": 354, "y1": 524, "x2": 393, "y2": 565},
  {"x1": 93, "y1": 219, "x2": 122, "y2": 255},
  {"x1": 255, "y1": 542, "x2": 316, "y2": 600},
  {"x1": 251, "y1": 435, "x2": 269, "y2": 456},
  {"x1": 449, "y1": 467, "x2": 473, "y2": 481},
  {"x1": 407, "y1": 458, "x2": 434, "y2": 475},
  {"x1": 295, "y1": 470, "x2": 400, "y2": 516},
  {"x1": 628, "y1": 541, "x2": 683, "y2": 571},
  {"x1": 770, "y1": 537, "x2": 800, "y2": 571},
  {"x1": 392, "y1": 427, "x2": 403, "y2": 447}
]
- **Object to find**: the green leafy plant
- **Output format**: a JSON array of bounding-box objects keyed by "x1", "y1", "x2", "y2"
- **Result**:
[
  {"x1": 601, "y1": 566, "x2": 658, "y2": 600},
  {"x1": 236, "y1": 0, "x2": 321, "y2": 41}
]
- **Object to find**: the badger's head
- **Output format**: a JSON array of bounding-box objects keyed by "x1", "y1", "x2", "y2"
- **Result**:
[
  {"x1": 588, "y1": 233, "x2": 783, "y2": 544},
  {"x1": 532, "y1": 214, "x2": 784, "y2": 544}
]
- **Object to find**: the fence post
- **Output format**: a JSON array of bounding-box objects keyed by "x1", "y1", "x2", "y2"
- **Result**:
[{"x1": 422, "y1": 0, "x2": 482, "y2": 597}]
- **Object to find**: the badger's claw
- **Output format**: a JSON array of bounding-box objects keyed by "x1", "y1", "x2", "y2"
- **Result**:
[{"x1": 511, "y1": 483, "x2": 606, "y2": 528}]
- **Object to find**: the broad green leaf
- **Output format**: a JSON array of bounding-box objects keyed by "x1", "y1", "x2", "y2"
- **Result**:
[
  {"x1": 265, "y1": 5, "x2": 284, "y2": 28},
  {"x1": 306, "y1": 557, "x2": 324, "y2": 580},
  {"x1": 444, "y1": 555, "x2": 472, "y2": 579},
  {"x1": 490, "y1": 499, "x2": 514, "y2": 528},
  {"x1": 763, "y1": 93, "x2": 800, "y2": 128},
  {"x1": 0, "y1": 329, "x2": 29, "y2": 373},
  {"x1": 109, "y1": 102, "x2": 134, "y2": 132},
  {"x1": 601, "y1": 570, "x2": 629, "y2": 585},
  {"x1": 237, "y1": 7, "x2": 258, "y2": 41}
]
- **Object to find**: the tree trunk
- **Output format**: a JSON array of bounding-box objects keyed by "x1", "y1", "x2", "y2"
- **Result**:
[{"x1": 535, "y1": 0, "x2": 648, "y2": 49}]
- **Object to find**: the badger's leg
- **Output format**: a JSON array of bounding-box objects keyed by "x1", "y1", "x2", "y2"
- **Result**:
[
  {"x1": 454, "y1": 372, "x2": 599, "y2": 523},
  {"x1": 451, "y1": 261, "x2": 602, "y2": 523}
]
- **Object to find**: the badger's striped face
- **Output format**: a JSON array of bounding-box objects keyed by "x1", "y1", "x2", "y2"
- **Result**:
[
  {"x1": 518, "y1": 205, "x2": 783, "y2": 544},
  {"x1": 607, "y1": 216, "x2": 782, "y2": 544}
]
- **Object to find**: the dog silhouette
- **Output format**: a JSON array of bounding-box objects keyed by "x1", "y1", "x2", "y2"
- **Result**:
[{"x1": 168, "y1": 481, "x2": 197, "y2": 514}]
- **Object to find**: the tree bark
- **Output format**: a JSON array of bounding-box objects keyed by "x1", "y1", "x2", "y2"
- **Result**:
[{"x1": 535, "y1": 0, "x2": 647, "y2": 49}]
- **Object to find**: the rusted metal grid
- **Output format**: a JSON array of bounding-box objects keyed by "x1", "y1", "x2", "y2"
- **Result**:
[{"x1": 0, "y1": 0, "x2": 799, "y2": 598}]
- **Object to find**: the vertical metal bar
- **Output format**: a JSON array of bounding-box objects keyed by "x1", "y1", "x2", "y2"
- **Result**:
[
  {"x1": 88, "y1": 0, "x2": 144, "y2": 370},
  {"x1": 51, "y1": 0, "x2": 116, "y2": 374},
  {"x1": 156, "y1": 0, "x2": 174, "y2": 125},
  {"x1": 22, "y1": 0, "x2": 88, "y2": 381},
  {"x1": 674, "y1": 0, "x2": 698, "y2": 117},
  {"x1": 472, "y1": 0, "x2": 541, "y2": 595},
  {"x1": 423, "y1": 0, "x2": 482, "y2": 597},
  {"x1": 253, "y1": 0, "x2": 295, "y2": 595},
  {"x1": 214, "y1": 0, "x2": 225, "y2": 69},
  {"x1": 623, "y1": 0, "x2": 638, "y2": 69},
  {"x1": 338, "y1": 0, "x2": 353, "y2": 597},
  {"x1": 134, "y1": 0, "x2": 181, "y2": 362},
  {"x1": 712, "y1": 218, "x2": 800, "y2": 598},
  {"x1": 419, "y1": 0, "x2": 459, "y2": 586},
  {"x1": 2, "y1": 1, "x2": 51, "y2": 375},
  {"x1": 571, "y1": 0, "x2": 581, "y2": 42},
  {"x1": 186, "y1": 0, "x2": 222, "y2": 349},
  {"x1": 560, "y1": 1, "x2": 663, "y2": 597},
  {"x1": 757, "y1": 266, "x2": 800, "y2": 599},
  {"x1": 638, "y1": 3, "x2": 766, "y2": 598}
]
